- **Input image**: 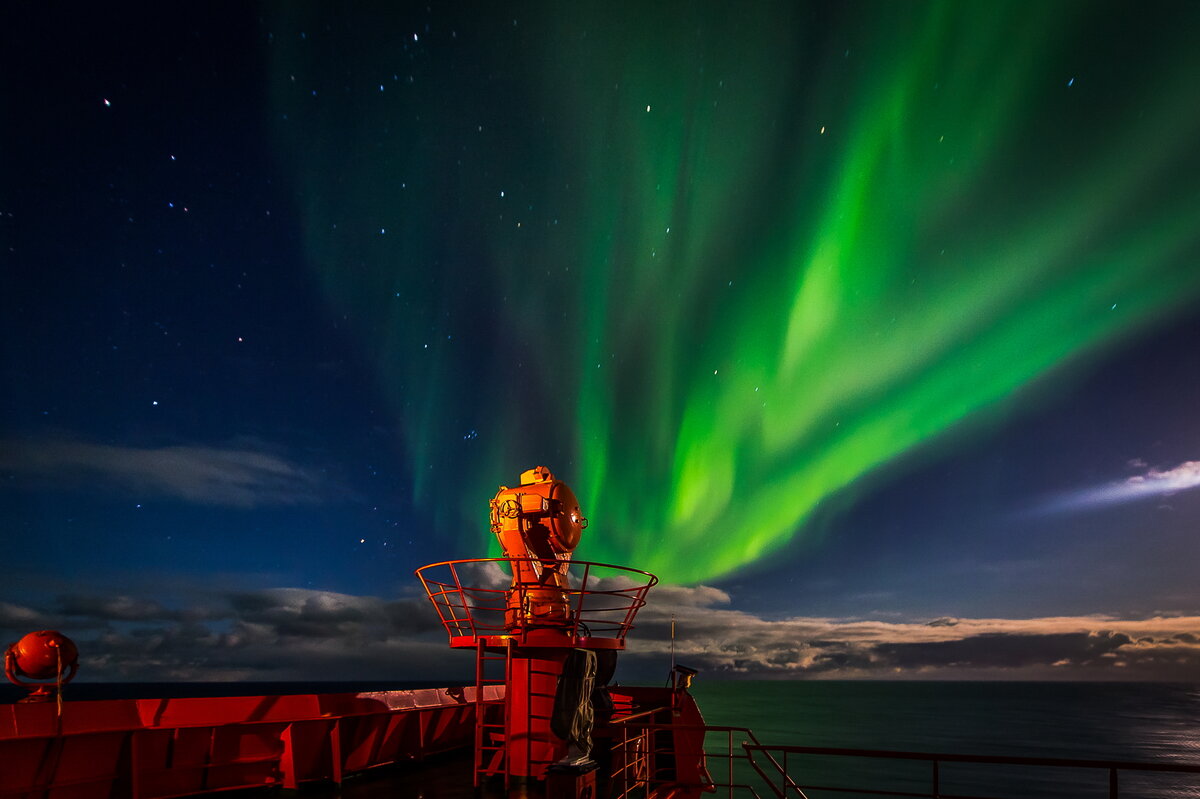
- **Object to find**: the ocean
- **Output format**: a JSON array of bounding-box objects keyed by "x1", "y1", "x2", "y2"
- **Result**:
[{"x1": 688, "y1": 681, "x2": 1200, "y2": 798}]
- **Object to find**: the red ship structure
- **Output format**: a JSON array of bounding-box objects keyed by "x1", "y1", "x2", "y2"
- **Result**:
[
  {"x1": 414, "y1": 464, "x2": 711, "y2": 797},
  {"x1": 0, "y1": 466, "x2": 712, "y2": 799},
  {"x1": 5, "y1": 465, "x2": 1200, "y2": 799}
]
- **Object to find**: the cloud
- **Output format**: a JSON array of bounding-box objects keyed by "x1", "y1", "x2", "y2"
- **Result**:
[
  {"x1": 1034, "y1": 459, "x2": 1200, "y2": 515},
  {"x1": 0, "y1": 601, "x2": 55, "y2": 629},
  {"x1": 0, "y1": 438, "x2": 339, "y2": 507},
  {"x1": 619, "y1": 585, "x2": 1200, "y2": 680},
  {"x1": 56, "y1": 594, "x2": 184, "y2": 622},
  {"x1": 0, "y1": 587, "x2": 457, "y2": 682},
  {"x1": 3, "y1": 584, "x2": 1199, "y2": 682}
]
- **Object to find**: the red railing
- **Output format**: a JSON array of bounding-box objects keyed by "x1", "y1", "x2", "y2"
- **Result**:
[
  {"x1": 609, "y1": 719, "x2": 769, "y2": 799},
  {"x1": 414, "y1": 558, "x2": 657, "y2": 646}
]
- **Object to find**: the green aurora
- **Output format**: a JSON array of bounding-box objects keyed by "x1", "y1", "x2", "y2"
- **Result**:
[{"x1": 269, "y1": 2, "x2": 1200, "y2": 583}]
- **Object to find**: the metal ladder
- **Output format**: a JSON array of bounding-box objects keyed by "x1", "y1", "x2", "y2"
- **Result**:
[{"x1": 474, "y1": 638, "x2": 511, "y2": 787}]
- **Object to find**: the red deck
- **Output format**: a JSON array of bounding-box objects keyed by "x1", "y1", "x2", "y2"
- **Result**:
[{"x1": 0, "y1": 686, "x2": 498, "y2": 798}]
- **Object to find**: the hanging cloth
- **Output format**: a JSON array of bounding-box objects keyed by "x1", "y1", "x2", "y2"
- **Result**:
[{"x1": 551, "y1": 648, "x2": 598, "y2": 762}]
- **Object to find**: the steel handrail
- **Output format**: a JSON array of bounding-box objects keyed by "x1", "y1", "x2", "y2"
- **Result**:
[
  {"x1": 743, "y1": 744, "x2": 1200, "y2": 774},
  {"x1": 606, "y1": 724, "x2": 1200, "y2": 799},
  {"x1": 742, "y1": 743, "x2": 1200, "y2": 799},
  {"x1": 608, "y1": 721, "x2": 772, "y2": 799},
  {"x1": 414, "y1": 558, "x2": 658, "y2": 644}
]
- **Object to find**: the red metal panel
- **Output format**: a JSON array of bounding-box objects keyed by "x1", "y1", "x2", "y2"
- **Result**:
[
  {"x1": 0, "y1": 738, "x2": 56, "y2": 795},
  {"x1": 375, "y1": 713, "x2": 420, "y2": 762},
  {"x1": 278, "y1": 719, "x2": 338, "y2": 783},
  {"x1": 134, "y1": 764, "x2": 208, "y2": 799},
  {"x1": 339, "y1": 715, "x2": 384, "y2": 772},
  {"x1": 54, "y1": 732, "x2": 126, "y2": 785},
  {"x1": 0, "y1": 688, "x2": 482, "y2": 798},
  {"x1": 209, "y1": 724, "x2": 286, "y2": 766},
  {"x1": 506, "y1": 653, "x2": 568, "y2": 778},
  {"x1": 134, "y1": 695, "x2": 321, "y2": 727},
  {"x1": 424, "y1": 705, "x2": 473, "y2": 754}
]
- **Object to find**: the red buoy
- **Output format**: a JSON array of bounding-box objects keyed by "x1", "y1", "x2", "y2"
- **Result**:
[{"x1": 4, "y1": 630, "x2": 79, "y2": 702}]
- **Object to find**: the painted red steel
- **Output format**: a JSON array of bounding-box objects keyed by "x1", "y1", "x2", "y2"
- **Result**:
[
  {"x1": 606, "y1": 686, "x2": 715, "y2": 799},
  {"x1": 416, "y1": 558, "x2": 659, "y2": 784},
  {"x1": 0, "y1": 686, "x2": 500, "y2": 798},
  {"x1": 414, "y1": 558, "x2": 658, "y2": 647},
  {"x1": 504, "y1": 651, "x2": 569, "y2": 779}
]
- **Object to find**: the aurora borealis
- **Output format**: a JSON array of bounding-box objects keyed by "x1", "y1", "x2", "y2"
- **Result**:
[
  {"x1": 4, "y1": 1, "x2": 1200, "y2": 682},
  {"x1": 269, "y1": 2, "x2": 1200, "y2": 582}
]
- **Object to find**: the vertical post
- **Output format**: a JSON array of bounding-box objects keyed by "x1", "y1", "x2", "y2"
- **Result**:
[
  {"x1": 448, "y1": 564, "x2": 474, "y2": 638},
  {"x1": 931, "y1": 760, "x2": 939, "y2": 799},
  {"x1": 129, "y1": 732, "x2": 141, "y2": 799},
  {"x1": 474, "y1": 640, "x2": 485, "y2": 787},
  {"x1": 525, "y1": 646, "x2": 532, "y2": 779},
  {"x1": 330, "y1": 719, "x2": 343, "y2": 786},
  {"x1": 617, "y1": 724, "x2": 626, "y2": 799},
  {"x1": 1109, "y1": 767, "x2": 1118, "y2": 799},
  {"x1": 644, "y1": 728, "x2": 651, "y2": 799},
  {"x1": 202, "y1": 727, "x2": 215, "y2": 791},
  {"x1": 279, "y1": 724, "x2": 297, "y2": 790},
  {"x1": 573, "y1": 561, "x2": 591, "y2": 630},
  {"x1": 727, "y1": 729, "x2": 733, "y2": 798},
  {"x1": 418, "y1": 705, "x2": 429, "y2": 759}
]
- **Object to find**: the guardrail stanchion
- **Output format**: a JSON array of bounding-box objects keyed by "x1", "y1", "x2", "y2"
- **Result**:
[{"x1": 727, "y1": 728, "x2": 734, "y2": 799}]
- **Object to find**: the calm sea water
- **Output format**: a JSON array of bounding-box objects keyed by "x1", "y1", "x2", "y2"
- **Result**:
[{"x1": 687, "y1": 681, "x2": 1200, "y2": 798}]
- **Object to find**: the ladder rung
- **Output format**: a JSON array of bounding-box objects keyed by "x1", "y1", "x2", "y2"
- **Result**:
[{"x1": 475, "y1": 639, "x2": 509, "y2": 787}]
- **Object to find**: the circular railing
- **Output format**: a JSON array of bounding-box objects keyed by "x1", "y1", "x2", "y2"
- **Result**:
[{"x1": 414, "y1": 558, "x2": 658, "y2": 646}]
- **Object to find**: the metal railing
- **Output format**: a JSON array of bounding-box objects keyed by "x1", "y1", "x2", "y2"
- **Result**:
[
  {"x1": 605, "y1": 716, "x2": 1200, "y2": 799},
  {"x1": 741, "y1": 744, "x2": 1200, "y2": 799},
  {"x1": 414, "y1": 558, "x2": 657, "y2": 643},
  {"x1": 609, "y1": 716, "x2": 772, "y2": 799}
]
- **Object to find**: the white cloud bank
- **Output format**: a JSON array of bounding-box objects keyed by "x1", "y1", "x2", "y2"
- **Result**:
[{"x1": 629, "y1": 586, "x2": 1200, "y2": 679}]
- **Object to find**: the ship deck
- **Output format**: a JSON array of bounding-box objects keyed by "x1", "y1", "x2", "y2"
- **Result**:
[{"x1": 293, "y1": 751, "x2": 484, "y2": 799}]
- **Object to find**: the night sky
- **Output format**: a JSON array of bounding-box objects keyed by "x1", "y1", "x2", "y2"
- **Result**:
[{"x1": 3, "y1": 2, "x2": 1200, "y2": 683}]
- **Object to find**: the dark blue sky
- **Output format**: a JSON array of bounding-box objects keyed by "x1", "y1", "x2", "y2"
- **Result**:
[{"x1": 3, "y1": 2, "x2": 1200, "y2": 682}]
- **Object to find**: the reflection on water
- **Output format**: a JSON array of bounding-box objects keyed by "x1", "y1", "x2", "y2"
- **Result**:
[{"x1": 689, "y1": 681, "x2": 1200, "y2": 798}]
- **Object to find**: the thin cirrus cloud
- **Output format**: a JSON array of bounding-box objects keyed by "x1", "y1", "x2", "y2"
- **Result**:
[
  {"x1": 0, "y1": 438, "x2": 336, "y2": 507},
  {"x1": 1033, "y1": 459, "x2": 1200, "y2": 515}
]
